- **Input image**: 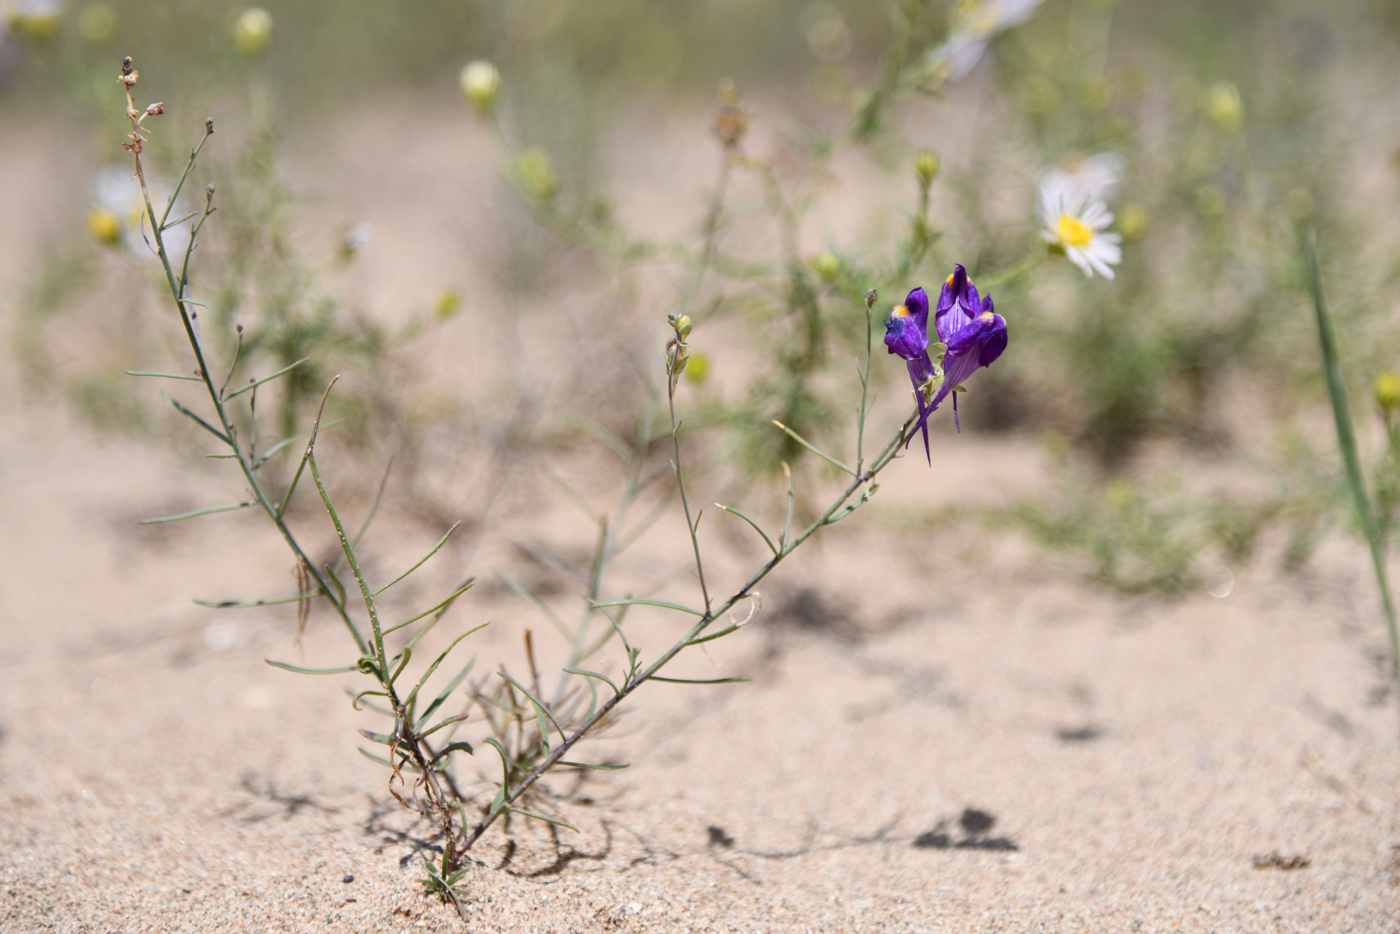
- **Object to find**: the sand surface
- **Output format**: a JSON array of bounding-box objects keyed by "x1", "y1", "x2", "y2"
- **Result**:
[{"x1": 2, "y1": 95, "x2": 1399, "y2": 933}]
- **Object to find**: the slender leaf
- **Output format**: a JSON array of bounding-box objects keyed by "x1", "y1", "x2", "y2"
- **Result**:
[
  {"x1": 195, "y1": 591, "x2": 315, "y2": 609},
  {"x1": 264, "y1": 660, "x2": 360, "y2": 675},
  {"x1": 564, "y1": 666, "x2": 619, "y2": 697},
  {"x1": 414, "y1": 654, "x2": 479, "y2": 732},
  {"x1": 125, "y1": 370, "x2": 201, "y2": 381},
  {"x1": 505, "y1": 804, "x2": 578, "y2": 832},
  {"x1": 404, "y1": 626, "x2": 486, "y2": 713},
  {"x1": 557, "y1": 760, "x2": 629, "y2": 770},
  {"x1": 563, "y1": 413, "x2": 633, "y2": 461},
  {"x1": 715, "y1": 503, "x2": 778, "y2": 555},
  {"x1": 139, "y1": 500, "x2": 255, "y2": 524},
  {"x1": 358, "y1": 727, "x2": 396, "y2": 745},
  {"x1": 429, "y1": 740, "x2": 475, "y2": 765},
  {"x1": 650, "y1": 675, "x2": 750, "y2": 684},
  {"x1": 375, "y1": 522, "x2": 461, "y2": 597},
  {"x1": 771, "y1": 419, "x2": 855, "y2": 476},
  {"x1": 162, "y1": 391, "x2": 230, "y2": 444},
  {"x1": 592, "y1": 597, "x2": 705, "y2": 617},
  {"x1": 383, "y1": 581, "x2": 477, "y2": 638},
  {"x1": 224, "y1": 358, "x2": 309, "y2": 400},
  {"x1": 497, "y1": 672, "x2": 566, "y2": 749},
  {"x1": 419, "y1": 712, "x2": 470, "y2": 739}
]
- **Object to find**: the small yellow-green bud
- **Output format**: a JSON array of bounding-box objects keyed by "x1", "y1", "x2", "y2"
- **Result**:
[
  {"x1": 811, "y1": 252, "x2": 839, "y2": 282},
  {"x1": 675, "y1": 314, "x2": 693, "y2": 339},
  {"x1": 234, "y1": 7, "x2": 272, "y2": 56},
  {"x1": 1117, "y1": 204, "x2": 1148, "y2": 241},
  {"x1": 1202, "y1": 81, "x2": 1242, "y2": 131},
  {"x1": 1376, "y1": 371, "x2": 1400, "y2": 417},
  {"x1": 459, "y1": 60, "x2": 502, "y2": 116},
  {"x1": 434, "y1": 288, "x2": 463, "y2": 320},
  {"x1": 683, "y1": 351, "x2": 710, "y2": 385},
  {"x1": 672, "y1": 349, "x2": 690, "y2": 376},
  {"x1": 79, "y1": 3, "x2": 117, "y2": 44},
  {"x1": 864, "y1": 287, "x2": 878, "y2": 309},
  {"x1": 516, "y1": 149, "x2": 557, "y2": 201},
  {"x1": 914, "y1": 149, "x2": 939, "y2": 185}
]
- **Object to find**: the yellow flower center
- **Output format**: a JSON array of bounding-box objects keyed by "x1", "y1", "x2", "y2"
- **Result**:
[
  {"x1": 86, "y1": 208, "x2": 121, "y2": 246},
  {"x1": 1056, "y1": 213, "x2": 1093, "y2": 248},
  {"x1": 891, "y1": 304, "x2": 910, "y2": 317}
]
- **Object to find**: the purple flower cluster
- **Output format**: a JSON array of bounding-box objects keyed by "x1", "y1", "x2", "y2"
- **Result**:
[{"x1": 883, "y1": 265, "x2": 1008, "y2": 461}]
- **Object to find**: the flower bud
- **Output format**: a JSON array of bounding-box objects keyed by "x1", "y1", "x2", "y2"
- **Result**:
[
  {"x1": 234, "y1": 7, "x2": 272, "y2": 57},
  {"x1": 683, "y1": 350, "x2": 710, "y2": 385},
  {"x1": 1376, "y1": 371, "x2": 1400, "y2": 419},
  {"x1": 864, "y1": 288, "x2": 878, "y2": 309},
  {"x1": 811, "y1": 252, "x2": 839, "y2": 282},
  {"x1": 459, "y1": 60, "x2": 502, "y2": 116},
  {"x1": 914, "y1": 149, "x2": 940, "y2": 185},
  {"x1": 1117, "y1": 204, "x2": 1147, "y2": 241},
  {"x1": 675, "y1": 314, "x2": 693, "y2": 339},
  {"x1": 1202, "y1": 81, "x2": 1242, "y2": 131}
]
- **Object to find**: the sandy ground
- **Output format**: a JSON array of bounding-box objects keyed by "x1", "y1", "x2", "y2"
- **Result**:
[{"x1": 2, "y1": 92, "x2": 1400, "y2": 933}]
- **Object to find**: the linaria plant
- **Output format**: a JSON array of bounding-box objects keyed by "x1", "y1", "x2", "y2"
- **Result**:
[{"x1": 116, "y1": 55, "x2": 1010, "y2": 915}]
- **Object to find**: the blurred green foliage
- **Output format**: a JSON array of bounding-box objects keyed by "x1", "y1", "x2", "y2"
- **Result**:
[{"x1": 8, "y1": 0, "x2": 1400, "y2": 593}]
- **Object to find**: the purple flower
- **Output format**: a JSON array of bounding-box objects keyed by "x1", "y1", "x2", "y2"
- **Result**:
[{"x1": 883, "y1": 266, "x2": 1008, "y2": 461}]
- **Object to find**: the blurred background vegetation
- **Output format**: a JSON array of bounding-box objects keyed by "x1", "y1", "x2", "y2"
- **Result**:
[{"x1": 6, "y1": 0, "x2": 1400, "y2": 596}]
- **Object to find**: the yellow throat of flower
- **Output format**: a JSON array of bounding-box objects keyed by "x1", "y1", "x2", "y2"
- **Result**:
[{"x1": 1056, "y1": 213, "x2": 1093, "y2": 248}]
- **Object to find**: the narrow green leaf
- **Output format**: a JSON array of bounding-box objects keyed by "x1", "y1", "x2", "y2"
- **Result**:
[
  {"x1": 224, "y1": 358, "x2": 310, "y2": 400},
  {"x1": 563, "y1": 413, "x2": 633, "y2": 461},
  {"x1": 413, "y1": 652, "x2": 479, "y2": 733},
  {"x1": 403, "y1": 625, "x2": 486, "y2": 713},
  {"x1": 195, "y1": 591, "x2": 315, "y2": 609},
  {"x1": 161, "y1": 391, "x2": 229, "y2": 445},
  {"x1": 429, "y1": 740, "x2": 475, "y2": 765},
  {"x1": 557, "y1": 760, "x2": 628, "y2": 771},
  {"x1": 387, "y1": 646, "x2": 413, "y2": 686},
  {"x1": 419, "y1": 713, "x2": 470, "y2": 739},
  {"x1": 771, "y1": 419, "x2": 855, "y2": 476},
  {"x1": 505, "y1": 804, "x2": 578, "y2": 833},
  {"x1": 382, "y1": 581, "x2": 476, "y2": 637},
  {"x1": 497, "y1": 672, "x2": 565, "y2": 749},
  {"x1": 715, "y1": 503, "x2": 779, "y2": 555},
  {"x1": 139, "y1": 500, "x2": 255, "y2": 524},
  {"x1": 650, "y1": 675, "x2": 750, "y2": 685},
  {"x1": 264, "y1": 659, "x2": 360, "y2": 675},
  {"x1": 358, "y1": 727, "x2": 396, "y2": 745},
  {"x1": 482, "y1": 738, "x2": 514, "y2": 813},
  {"x1": 564, "y1": 666, "x2": 619, "y2": 697},
  {"x1": 125, "y1": 370, "x2": 201, "y2": 381},
  {"x1": 374, "y1": 521, "x2": 461, "y2": 597},
  {"x1": 592, "y1": 597, "x2": 705, "y2": 616},
  {"x1": 253, "y1": 423, "x2": 329, "y2": 471}
]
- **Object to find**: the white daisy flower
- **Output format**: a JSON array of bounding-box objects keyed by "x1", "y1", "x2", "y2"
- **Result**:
[
  {"x1": 1039, "y1": 187, "x2": 1122, "y2": 280},
  {"x1": 927, "y1": 0, "x2": 1046, "y2": 82},
  {"x1": 1038, "y1": 152, "x2": 1127, "y2": 207},
  {"x1": 88, "y1": 164, "x2": 191, "y2": 259}
]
